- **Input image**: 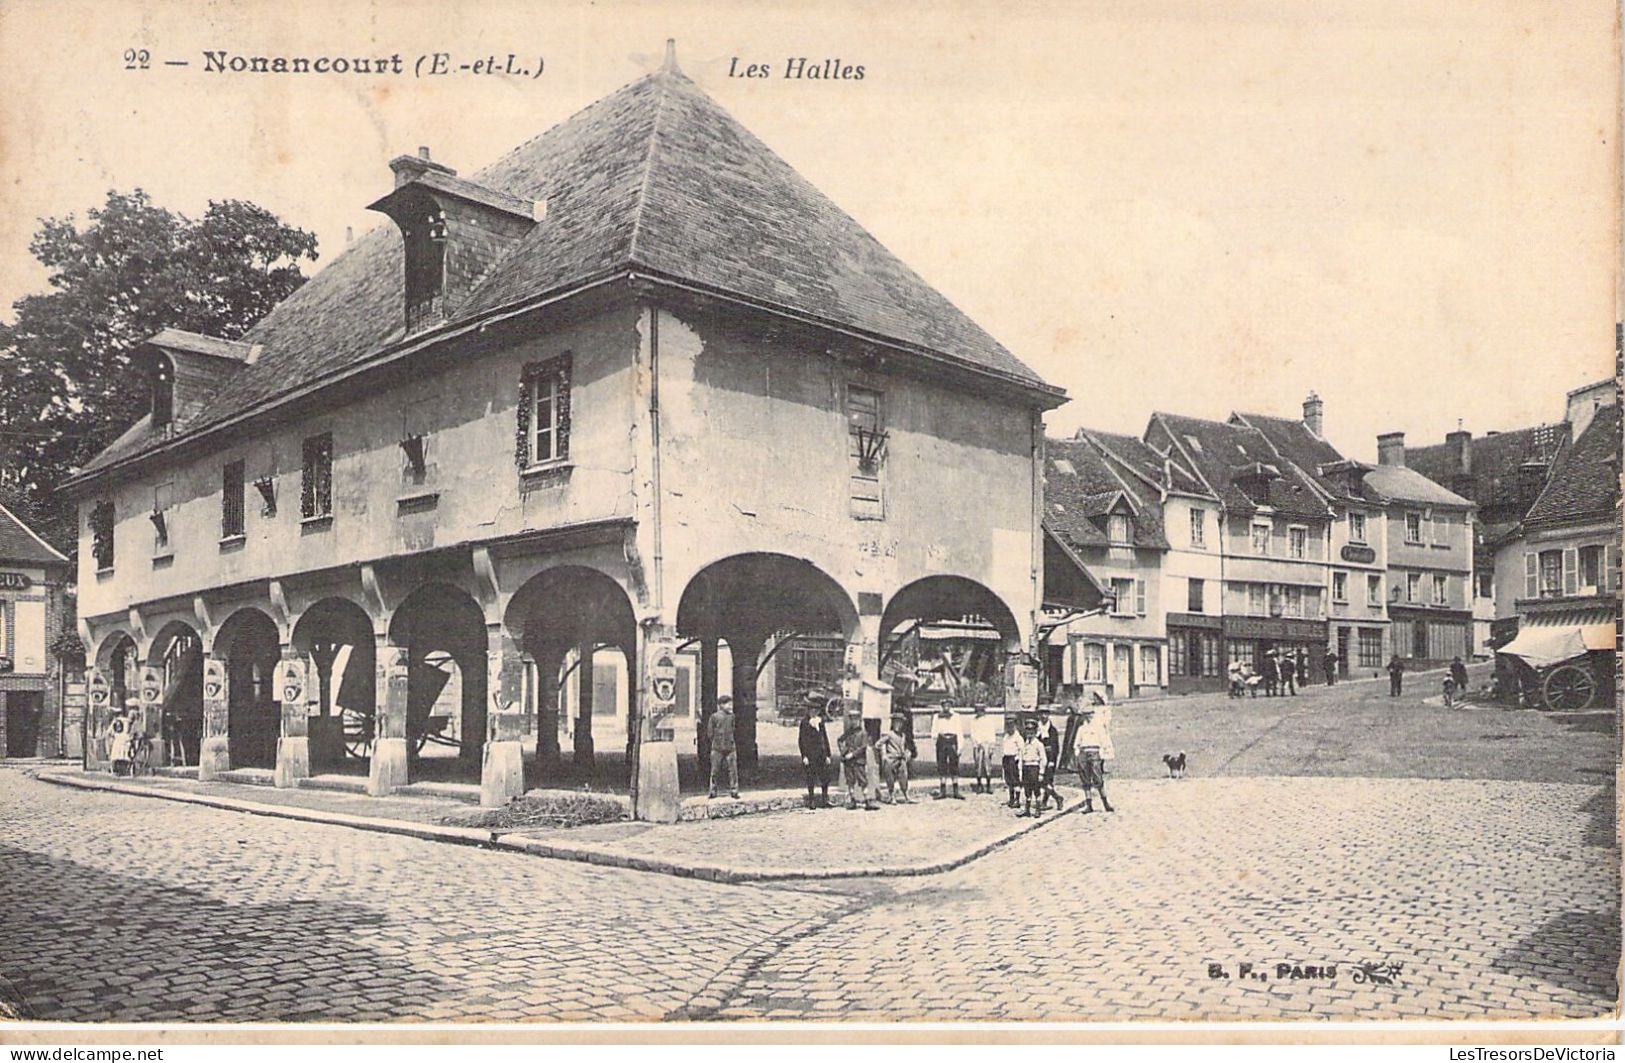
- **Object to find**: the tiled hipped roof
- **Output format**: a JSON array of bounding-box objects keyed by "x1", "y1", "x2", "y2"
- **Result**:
[
  {"x1": 1408, "y1": 423, "x2": 1570, "y2": 516},
  {"x1": 81, "y1": 67, "x2": 1055, "y2": 478},
  {"x1": 1524, "y1": 403, "x2": 1621, "y2": 528}
]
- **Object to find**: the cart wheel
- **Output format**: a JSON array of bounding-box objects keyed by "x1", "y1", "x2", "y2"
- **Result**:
[{"x1": 1542, "y1": 664, "x2": 1596, "y2": 712}]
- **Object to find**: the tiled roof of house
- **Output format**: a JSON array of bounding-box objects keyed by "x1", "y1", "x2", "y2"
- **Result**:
[
  {"x1": 0, "y1": 500, "x2": 69, "y2": 566},
  {"x1": 1408, "y1": 422, "x2": 1570, "y2": 517},
  {"x1": 1524, "y1": 402, "x2": 1621, "y2": 528},
  {"x1": 1151, "y1": 412, "x2": 1329, "y2": 519},
  {"x1": 1045, "y1": 437, "x2": 1169, "y2": 551},
  {"x1": 81, "y1": 66, "x2": 1056, "y2": 479},
  {"x1": 1362, "y1": 464, "x2": 1474, "y2": 508},
  {"x1": 1229, "y1": 411, "x2": 1369, "y2": 504},
  {"x1": 1083, "y1": 428, "x2": 1206, "y2": 497}
]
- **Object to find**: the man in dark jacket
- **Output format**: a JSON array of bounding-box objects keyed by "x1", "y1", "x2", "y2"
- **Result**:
[
  {"x1": 798, "y1": 695, "x2": 832, "y2": 808},
  {"x1": 707, "y1": 696, "x2": 739, "y2": 799},
  {"x1": 1387, "y1": 656, "x2": 1405, "y2": 697},
  {"x1": 1261, "y1": 651, "x2": 1280, "y2": 697},
  {"x1": 1449, "y1": 656, "x2": 1469, "y2": 698},
  {"x1": 1323, "y1": 649, "x2": 1339, "y2": 686}
]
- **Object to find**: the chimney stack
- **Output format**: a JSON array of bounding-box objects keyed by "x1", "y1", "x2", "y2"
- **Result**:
[
  {"x1": 1302, "y1": 391, "x2": 1324, "y2": 437},
  {"x1": 1376, "y1": 431, "x2": 1406, "y2": 468},
  {"x1": 389, "y1": 145, "x2": 457, "y2": 189},
  {"x1": 1445, "y1": 427, "x2": 1472, "y2": 476}
]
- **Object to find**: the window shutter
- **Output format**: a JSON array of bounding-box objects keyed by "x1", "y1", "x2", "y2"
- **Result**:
[
  {"x1": 1608, "y1": 544, "x2": 1620, "y2": 592},
  {"x1": 555, "y1": 358, "x2": 572, "y2": 460},
  {"x1": 514, "y1": 372, "x2": 531, "y2": 468},
  {"x1": 1524, "y1": 553, "x2": 1537, "y2": 599},
  {"x1": 1563, "y1": 548, "x2": 1578, "y2": 595},
  {"x1": 1135, "y1": 579, "x2": 1146, "y2": 616}
]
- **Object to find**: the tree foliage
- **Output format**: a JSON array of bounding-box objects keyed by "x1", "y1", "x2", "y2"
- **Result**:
[{"x1": 0, "y1": 190, "x2": 317, "y2": 551}]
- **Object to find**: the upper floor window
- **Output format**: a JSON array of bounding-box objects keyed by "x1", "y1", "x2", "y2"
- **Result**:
[
  {"x1": 1189, "y1": 507, "x2": 1205, "y2": 548},
  {"x1": 1537, "y1": 549, "x2": 1562, "y2": 598},
  {"x1": 1579, "y1": 545, "x2": 1604, "y2": 591},
  {"x1": 1476, "y1": 570, "x2": 1494, "y2": 599},
  {"x1": 301, "y1": 434, "x2": 334, "y2": 520},
  {"x1": 1108, "y1": 513, "x2": 1132, "y2": 545},
  {"x1": 845, "y1": 384, "x2": 885, "y2": 520},
  {"x1": 222, "y1": 460, "x2": 246, "y2": 538},
  {"x1": 1405, "y1": 512, "x2": 1423, "y2": 544},
  {"x1": 89, "y1": 501, "x2": 115, "y2": 571},
  {"x1": 1187, "y1": 577, "x2": 1204, "y2": 614},
  {"x1": 1247, "y1": 583, "x2": 1266, "y2": 615},
  {"x1": 1348, "y1": 512, "x2": 1366, "y2": 543},
  {"x1": 1332, "y1": 571, "x2": 1348, "y2": 602},
  {"x1": 1288, "y1": 526, "x2": 1307, "y2": 559},
  {"x1": 516, "y1": 354, "x2": 573, "y2": 468},
  {"x1": 1367, "y1": 574, "x2": 1382, "y2": 605},
  {"x1": 1407, "y1": 572, "x2": 1421, "y2": 602},
  {"x1": 1251, "y1": 522, "x2": 1272, "y2": 555},
  {"x1": 1432, "y1": 574, "x2": 1448, "y2": 605}
]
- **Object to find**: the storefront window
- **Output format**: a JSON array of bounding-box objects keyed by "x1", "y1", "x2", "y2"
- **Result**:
[{"x1": 1358, "y1": 628, "x2": 1384, "y2": 668}]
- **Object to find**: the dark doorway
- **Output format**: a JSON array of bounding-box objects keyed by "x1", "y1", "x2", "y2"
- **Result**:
[{"x1": 5, "y1": 692, "x2": 42, "y2": 756}]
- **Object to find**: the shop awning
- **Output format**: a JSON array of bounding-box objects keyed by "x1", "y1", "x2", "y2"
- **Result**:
[{"x1": 1497, "y1": 622, "x2": 1614, "y2": 668}]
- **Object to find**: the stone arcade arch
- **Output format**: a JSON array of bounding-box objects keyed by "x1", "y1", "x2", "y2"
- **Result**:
[
  {"x1": 880, "y1": 575, "x2": 1023, "y2": 709},
  {"x1": 289, "y1": 597, "x2": 377, "y2": 776},
  {"x1": 502, "y1": 565, "x2": 638, "y2": 779},
  {"x1": 146, "y1": 620, "x2": 204, "y2": 768},
  {"x1": 384, "y1": 582, "x2": 488, "y2": 784},
  {"x1": 213, "y1": 608, "x2": 282, "y2": 771},
  {"x1": 676, "y1": 553, "x2": 858, "y2": 775},
  {"x1": 87, "y1": 631, "x2": 139, "y2": 769}
]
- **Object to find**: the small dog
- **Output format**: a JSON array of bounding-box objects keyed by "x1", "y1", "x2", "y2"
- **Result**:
[{"x1": 1162, "y1": 751, "x2": 1187, "y2": 779}]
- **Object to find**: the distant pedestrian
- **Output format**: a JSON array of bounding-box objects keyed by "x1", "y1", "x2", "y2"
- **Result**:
[
  {"x1": 876, "y1": 712, "x2": 915, "y2": 804},
  {"x1": 1450, "y1": 656, "x2": 1469, "y2": 697},
  {"x1": 1295, "y1": 653, "x2": 1309, "y2": 689},
  {"x1": 1227, "y1": 660, "x2": 1245, "y2": 698},
  {"x1": 707, "y1": 696, "x2": 739, "y2": 799},
  {"x1": 798, "y1": 694, "x2": 832, "y2": 808},
  {"x1": 1000, "y1": 716, "x2": 1023, "y2": 808},
  {"x1": 1074, "y1": 702, "x2": 1115, "y2": 813},
  {"x1": 967, "y1": 704, "x2": 999, "y2": 794},
  {"x1": 1324, "y1": 649, "x2": 1338, "y2": 686},
  {"x1": 1262, "y1": 652, "x2": 1280, "y2": 697},
  {"x1": 1016, "y1": 718, "x2": 1048, "y2": 817},
  {"x1": 108, "y1": 711, "x2": 133, "y2": 777},
  {"x1": 933, "y1": 705, "x2": 964, "y2": 800},
  {"x1": 1387, "y1": 655, "x2": 1405, "y2": 697},
  {"x1": 1280, "y1": 652, "x2": 1297, "y2": 696},
  {"x1": 837, "y1": 710, "x2": 878, "y2": 811},
  {"x1": 1036, "y1": 712, "x2": 1065, "y2": 810}
]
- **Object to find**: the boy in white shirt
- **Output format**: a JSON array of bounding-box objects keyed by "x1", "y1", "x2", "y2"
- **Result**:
[
  {"x1": 999, "y1": 716, "x2": 1023, "y2": 808},
  {"x1": 966, "y1": 705, "x2": 999, "y2": 794},
  {"x1": 1073, "y1": 702, "x2": 1115, "y2": 813}
]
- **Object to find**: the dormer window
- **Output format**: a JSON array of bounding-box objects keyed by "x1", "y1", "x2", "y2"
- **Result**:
[
  {"x1": 1107, "y1": 513, "x2": 1131, "y2": 545},
  {"x1": 404, "y1": 205, "x2": 448, "y2": 333},
  {"x1": 151, "y1": 355, "x2": 175, "y2": 428}
]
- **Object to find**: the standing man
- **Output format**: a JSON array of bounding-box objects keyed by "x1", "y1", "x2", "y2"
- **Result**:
[
  {"x1": 1387, "y1": 655, "x2": 1405, "y2": 697},
  {"x1": 837, "y1": 708, "x2": 878, "y2": 811},
  {"x1": 999, "y1": 715, "x2": 1023, "y2": 808},
  {"x1": 1038, "y1": 711, "x2": 1064, "y2": 811},
  {"x1": 1295, "y1": 652, "x2": 1309, "y2": 691},
  {"x1": 933, "y1": 704, "x2": 963, "y2": 800},
  {"x1": 798, "y1": 694, "x2": 832, "y2": 808},
  {"x1": 1280, "y1": 651, "x2": 1297, "y2": 697},
  {"x1": 1261, "y1": 651, "x2": 1280, "y2": 697},
  {"x1": 1449, "y1": 656, "x2": 1469, "y2": 699},
  {"x1": 968, "y1": 703, "x2": 999, "y2": 794},
  {"x1": 707, "y1": 695, "x2": 739, "y2": 800},
  {"x1": 1323, "y1": 647, "x2": 1339, "y2": 686}
]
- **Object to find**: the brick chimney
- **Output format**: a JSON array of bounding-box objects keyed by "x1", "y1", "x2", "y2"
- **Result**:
[
  {"x1": 1302, "y1": 391, "x2": 1324, "y2": 437},
  {"x1": 1377, "y1": 431, "x2": 1406, "y2": 467},
  {"x1": 1445, "y1": 428, "x2": 1472, "y2": 476}
]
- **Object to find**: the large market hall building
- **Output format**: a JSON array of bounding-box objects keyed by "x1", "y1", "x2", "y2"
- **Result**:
[{"x1": 62, "y1": 47, "x2": 1065, "y2": 809}]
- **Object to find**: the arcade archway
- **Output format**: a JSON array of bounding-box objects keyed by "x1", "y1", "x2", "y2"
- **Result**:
[
  {"x1": 146, "y1": 620, "x2": 203, "y2": 767},
  {"x1": 881, "y1": 576, "x2": 1022, "y2": 708},
  {"x1": 290, "y1": 596, "x2": 376, "y2": 775},
  {"x1": 676, "y1": 553, "x2": 857, "y2": 773},
  {"x1": 386, "y1": 583, "x2": 487, "y2": 779},
  {"x1": 214, "y1": 608, "x2": 282, "y2": 770}
]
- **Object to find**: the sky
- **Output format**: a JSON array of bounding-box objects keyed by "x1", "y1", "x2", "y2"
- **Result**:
[{"x1": 0, "y1": 0, "x2": 1617, "y2": 464}]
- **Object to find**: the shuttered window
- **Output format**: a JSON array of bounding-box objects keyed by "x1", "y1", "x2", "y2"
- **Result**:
[
  {"x1": 846, "y1": 384, "x2": 884, "y2": 520},
  {"x1": 301, "y1": 434, "x2": 333, "y2": 520},
  {"x1": 222, "y1": 460, "x2": 246, "y2": 538},
  {"x1": 1135, "y1": 579, "x2": 1147, "y2": 616},
  {"x1": 89, "y1": 501, "x2": 115, "y2": 571},
  {"x1": 516, "y1": 355, "x2": 573, "y2": 468}
]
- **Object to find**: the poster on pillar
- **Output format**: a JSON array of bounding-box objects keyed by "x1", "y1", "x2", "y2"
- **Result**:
[
  {"x1": 139, "y1": 666, "x2": 163, "y2": 734},
  {"x1": 278, "y1": 658, "x2": 307, "y2": 726},
  {"x1": 645, "y1": 636, "x2": 678, "y2": 739},
  {"x1": 1006, "y1": 659, "x2": 1039, "y2": 713}
]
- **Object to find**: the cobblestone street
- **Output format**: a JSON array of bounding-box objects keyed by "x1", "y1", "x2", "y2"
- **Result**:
[{"x1": 1, "y1": 680, "x2": 1616, "y2": 1024}]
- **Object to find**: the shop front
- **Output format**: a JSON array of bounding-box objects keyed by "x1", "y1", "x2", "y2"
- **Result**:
[
  {"x1": 1166, "y1": 612, "x2": 1225, "y2": 694},
  {"x1": 1222, "y1": 615, "x2": 1330, "y2": 685},
  {"x1": 1388, "y1": 606, "x2": 1473, "y2": 666}
]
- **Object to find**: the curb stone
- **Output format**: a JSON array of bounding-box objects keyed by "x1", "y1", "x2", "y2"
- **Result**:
[{"x1": 36, "y1": 768, "x2": 1082, "y2": 884}]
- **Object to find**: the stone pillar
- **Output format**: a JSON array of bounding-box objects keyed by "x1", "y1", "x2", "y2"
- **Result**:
[
  {"x1": 198, "y1": 655, "x2": 230, "y2": 780},
  {"x1": 535, "y1": 640, "x2": 564, "y2": 774},
  {"x1": 696, "y1": 635, "x2": 718, "y2": 770},
  {"x1": 368, "y1": 641, "x2": 409, "y2": 796},
  {"x1": 274, "y1": 652, "x2": 309, "y2": 788},
  {"x1": 137, "y1": 665, "x2": 167, "y2": 768},
  {"x1": 572, "y1": 639, "x2": 595, "y2": 770},
  {"x1": 726, "y1": 631, "x2": 766, "y2": 774},
  {"x1": 635, "y1": 625, "x2": 680, "y2": 823},
  {"x1": 85, "y1": 668, "x2": 111, "y2": 769},
  {"x1": 480, "y1": 628, "x2": 526, "y2": 807}
]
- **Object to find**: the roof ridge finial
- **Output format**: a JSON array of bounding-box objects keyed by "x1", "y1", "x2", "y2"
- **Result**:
[{"x1": 662, "y1": 38, "x2": 679, "y2": 74}]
